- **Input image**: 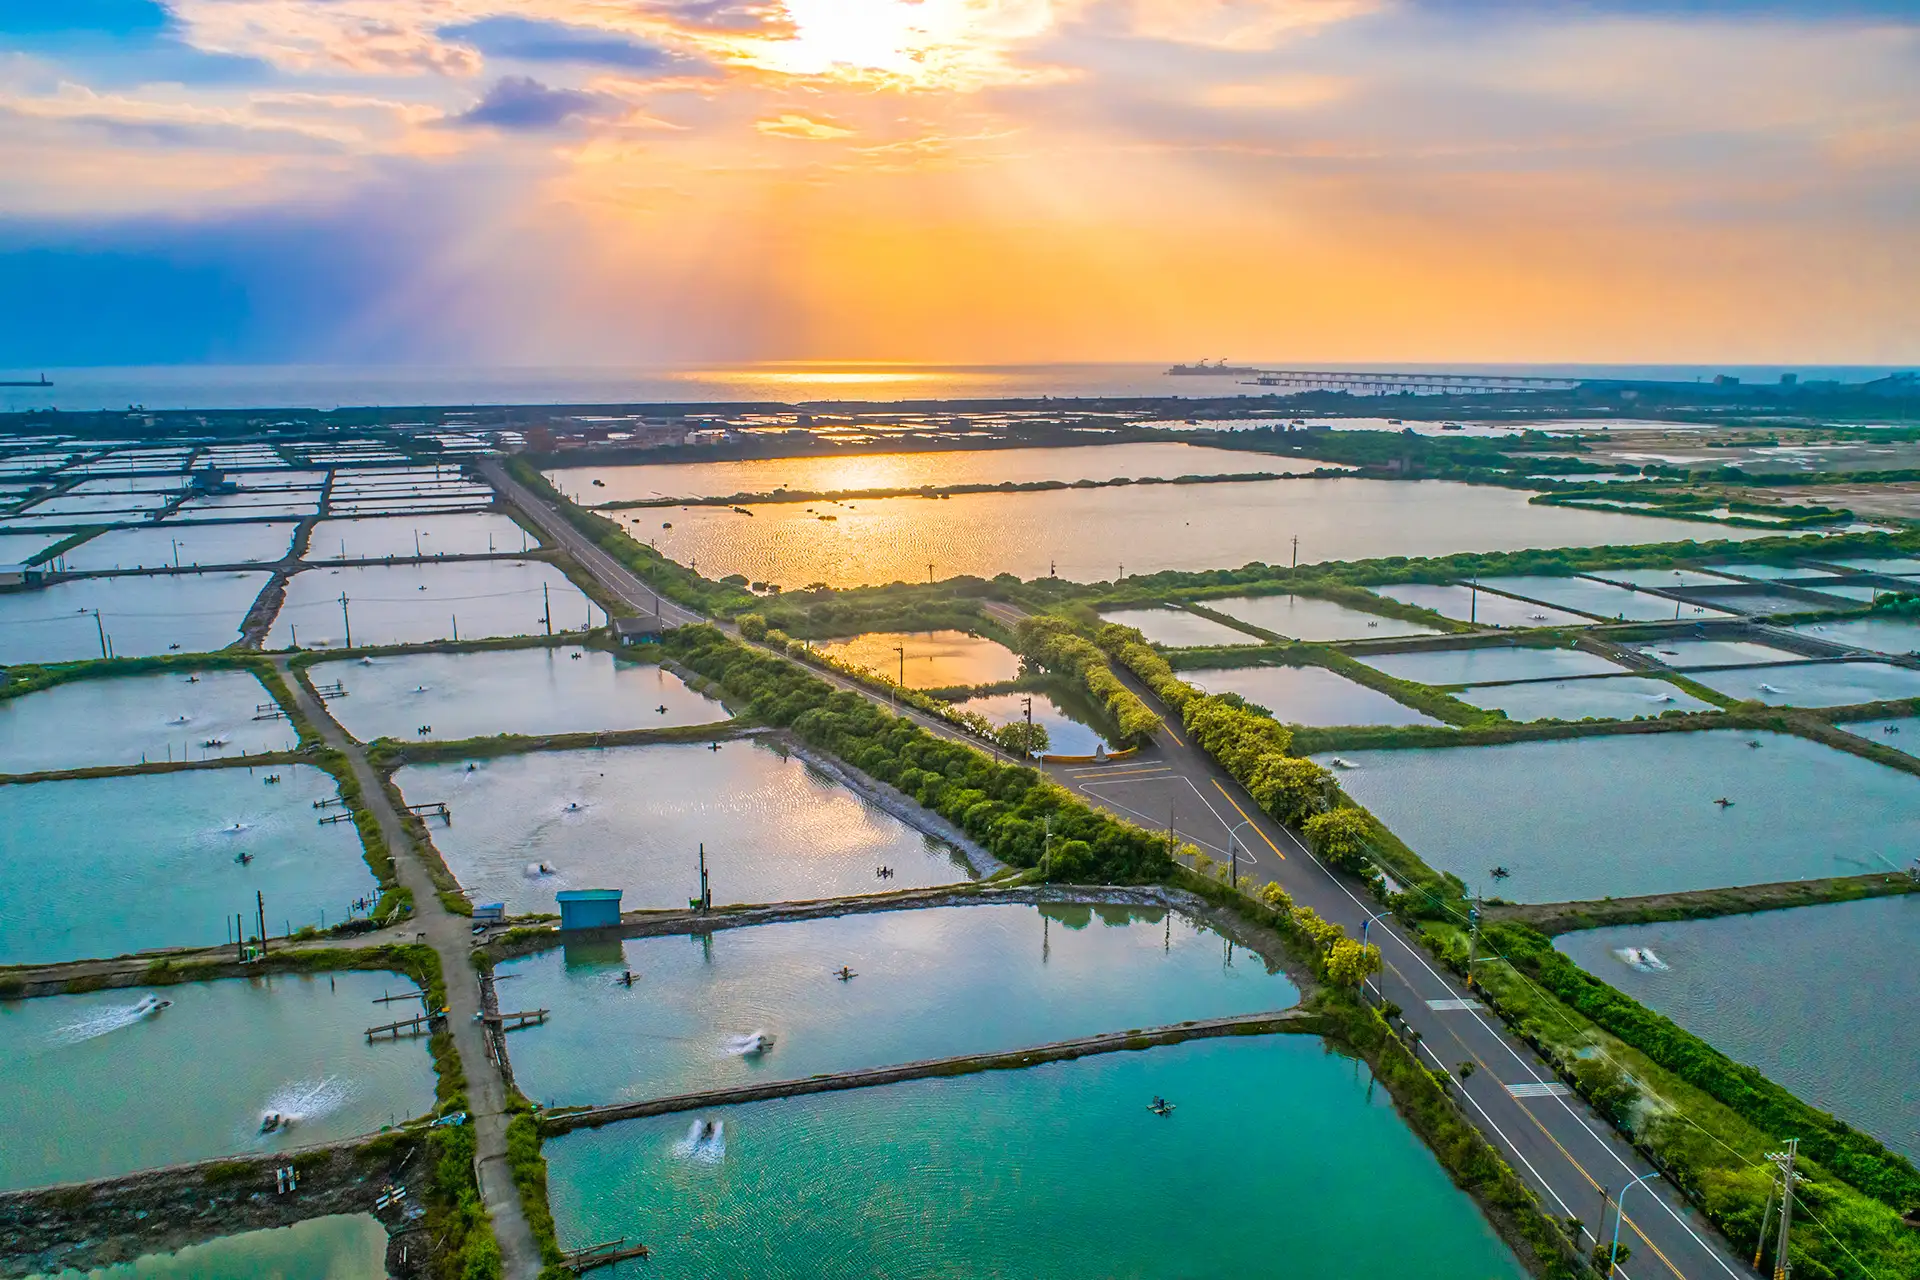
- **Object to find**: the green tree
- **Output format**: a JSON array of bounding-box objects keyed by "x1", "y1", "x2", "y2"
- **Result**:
[
  {"x1": 1303, "y1": 809, "x2": 1374, "y2": 875},
  {"x1": 736, "y1": 612, "x2": 769, "y2": 640},
  {"x1": 1325, "y1": 937, "x2": 1383, "y2": 988},
  {"x1": 993, "y1": 720, "x2": 1052, "y2": 757}
]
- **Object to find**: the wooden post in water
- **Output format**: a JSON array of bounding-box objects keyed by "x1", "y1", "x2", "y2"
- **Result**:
[{"x1": 256, "y1": 891, "x2": 268, "y2": 955}]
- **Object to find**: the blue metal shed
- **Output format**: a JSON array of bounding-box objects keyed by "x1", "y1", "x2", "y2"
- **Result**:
[{"x1": 556, "y1": 888, "x2": 623, "y2": 931}]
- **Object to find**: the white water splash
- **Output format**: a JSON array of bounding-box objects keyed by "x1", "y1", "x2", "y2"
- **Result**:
[
  {"x1": 48, "y1": 995, "x2": 171, "y2": 1046},
  {"x1": 524, "y1": 861, "x2": 558, "y2": 878},
  {"x1": 673, "y1": 1118, "x2": 726, "y2": 1164},
  {"x1": 260, "y1": 1076, "x2": 355, "y2": 1133},
  {"x1": 724, "y1": 1031, "x2": 775, "y2": 1059},
  {"x1": 1613, "y1": 947, "x2": 1672, "y2": 973}
]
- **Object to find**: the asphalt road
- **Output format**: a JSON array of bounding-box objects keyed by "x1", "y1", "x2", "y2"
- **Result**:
[{"x1": 487, "y1": 462, "x2": 1751, "y2": 1279}]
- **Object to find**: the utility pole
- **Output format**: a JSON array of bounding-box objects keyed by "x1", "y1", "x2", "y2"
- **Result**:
[
  {"x1": 927, "y1": 562, "x2": 934, "y2": 584},
  {"x1": 1470, "y1": 576, "x2": 1478, "y2": 626},
  {"x1": 1466, "y1": 890, "x2": 1482, "y2": 989},
  {"x1": 543, "y1": 582, "x2": 553, "y2": 636},
  {"x1": 1022, "y1": 694, "x2": 1034, "y2": 756},
  {"x1": 1765, "y1": 1139, "x2": 1799, "y2": 1279},
  {"x1": 894, "y1": 644, "x2": 905, "y2": 690},
  {"x1": 696, "y1": 843, "x2": 711, "y2": 913},
  {"x1": 1291, "y1": 534, "x2": 1298, "y2": 569},
  {"x1": 339, "y1": 593, "x2": 352, "y2": 650},
  {"x1": 256, "y1": 890, "x2": 268, "y2": 955}
]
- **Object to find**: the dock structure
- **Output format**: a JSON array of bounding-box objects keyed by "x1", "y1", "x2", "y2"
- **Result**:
[
  {"x1": 318, "y1": 812, "x2": 355, "y2": 825},
  {"x1": 562, "y1": 1239, "x2": 650, "y2": 1273},
  {"x1": 485, "y1": 1008, "x2": 550, "y2": 1031},
  {"x1": 311, "y1": 681, "x2": 349, "y2": 701},
  {"x1": 406, "y1": 801, "x2": 451, "y2": 824},
  {"x1": 253, "y1": 702, "x2": 290, "y2": 722},
  {"x1": 365, "y1": 1010, "x2": 444, "y2": 1041},
  {"x1": 312, "y1": 796, "x2": 347, "y2": 810},
  {"x1": 371, "y1": 988, "x2": 430, "y2": 1008}
]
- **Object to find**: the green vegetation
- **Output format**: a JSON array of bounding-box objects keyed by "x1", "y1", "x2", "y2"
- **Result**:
[
  {"x1": 504, "y1": 1105, "x2": 570, "y2": 1280},
  {"x1": 666, "y1": 625, "x2": 1172, "y2": 882},
  {"x1": 0, "y1": 651, "x2": 277, "y2": 705},
  {"x1": 1013, "y1": 616, "x2": 1162, "y2": 744}
]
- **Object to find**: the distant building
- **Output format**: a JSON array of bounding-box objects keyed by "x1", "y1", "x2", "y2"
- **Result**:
[
  {"x1": 0, "y1": 564, "x2": 46, "y2": 588},
  {"x1": 613, "y1": 611, "x2": 669, "y2": 645},
  {"x1": 557, "y1": 888, "x2": 623, "y2": 931}
]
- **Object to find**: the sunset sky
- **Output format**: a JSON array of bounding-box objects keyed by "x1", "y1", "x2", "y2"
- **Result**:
[{"x1": 2, "y1": 1, "x2": 1916, "y2": 366}]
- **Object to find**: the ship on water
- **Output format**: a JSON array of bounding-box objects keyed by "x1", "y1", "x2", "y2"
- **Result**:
[{"x1": 1165, "y1": 359, "x2": 1263, "y2": 377}]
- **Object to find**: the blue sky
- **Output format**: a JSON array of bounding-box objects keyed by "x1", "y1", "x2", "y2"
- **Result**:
[{"x1": 1, "y1": 1, "x2": 1915, "y2": 366}]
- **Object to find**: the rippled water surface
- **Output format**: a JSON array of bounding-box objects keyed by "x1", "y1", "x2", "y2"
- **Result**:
[
  {"x1": 501, "y1": 902, "x2": 1293, "y2": 1105},
  {"x1": 622, "y1": 479, "x2": 1764, "y2": 589},
  {"x1": 1692, "y1": 660, "x2": 1920, "y2": 707},
  {"x1": 0, "y1": 974, "x2": 434, "y2": 1190},
  {"x1": 0, "y1": 766, "x2": 376, "y2": 965},
  {"x1": 267, "y1": 560, "x2": 599, "y2": 648},
  {"x1": 1362, "y1": 644, "x2": 1624, "y2": 686},
  {"x1": 316, "y1": 647, "x2": 727, "y2": 743},
  {"x1": 28, "y1": 1215, "x2": 389, "y2": 1279},
  {"x1": 1374, "y1": 583, "x2": 1597, "y2": 629},
  {"x1": 1838, "y1": 715, "x2": 1920, "y2": 756},
  {"x1": 395, "y1": 742, "x2": 973, "y2": 913},
  {"x1": 1788, "y1": 616, "x2": 1920, "y2": 657},
  {"x1": 306, "y1": 512, "x2": 534, "y2": 561},
  {"x1": 1455, "y1": 676, "x2": 1714, "y2": 722},
  {"x1": 1319, "y1": 731, "x2": 1920, "y2": 901},
  {"x1": 1206, "y1": 592, "x2": 1441, "y2": 641},
  {"x1": 0, "y1": 571, "x2": 267, "y2": 662},
  {"x1": 1186, "y1": 665, "x2": 1441, "y2": 726},
  {"x1": 546, "y1": 1036, "x2": 1525, "y2": 1279},
  {"x1": 1100, "y1": 607, "x2": 1252, "y2": 647},
  {"x1": 62, "y1": 522, "x2": 296, "y2": 572},
  {"x1": 0, "y1": 669, "x2": 293, "y2": 774},
  {"x1": 813, "y1": 630, "x2": 1021, "y2": 688},
  {"x1": 1472, "y1": 575, "x2": 1728, "y2": 622},
  {"x1": 1557, "y1": 896, "x2": 1920, "y2": 1161}
]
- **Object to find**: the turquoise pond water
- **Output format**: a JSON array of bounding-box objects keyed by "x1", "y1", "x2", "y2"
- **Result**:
[
  {"x1": 1455, "y1": 675, "x2": 1715, "y2": 722},
  {"x1": 1692, "y1": 660, "x2": 1920, "y2": 707},
  {"x1": 1205, "y1": 592, "x2": 1439, "y2": 641},
  {"x1": 314, "y1": 647, "x2": 728, "y2": 743},
  {"x1": 0, "y1": 669, "x2": 295, "y2": 774},
  {"x1": 0, "y1": 766, "x2": 376, "y2": 965},
  {"x1": 1839, "y1": 715, "x2": 1920, "y2": 757},
  {"x1": 306, "y1": 512, "x2": 534, "y2": 561},
  {"x1": 1789, "y1": 616, "x2": 1920, "y2": 657},
  {"x1": 0, "y1": 973, "x2": 434, "y2": 1191},
  {"x1": 266, "y1": 560, "x2": 599, "y2": 648},
  {"x1": 1471, "y1": 575, "x2": 1728, "y2": 623},
  {"x1": 0, "y1": 571, "x2": 267, "y2": 663},
  {"x1": 1184, "y1": 664, "x2": 1441, "y2": 726},
  {"x1": 949, "y1": 688, "x2": 1108, "y2": 756},
  {"x1": 1374, "y1": 582, "x2": 1593, "y2": 628},
  {"x1": 1362, "y1": 644, "x2": 1624, "y2": 686},
  {"x1": 545, "y1": 1036, "x2": 1524, "y2": 1279},
  {"x1": 499, "y1": 902, "x2": 1292, "y2": 1106},
  {"x1": 1587, "y1": 567, "x2": 1741, "y2": 590},
  {"x1": 1318, "y1": 731, "x2": 1920, "y2": 902},
  {"x1": 0, "y1": 532, "x2": 58, "y2": 563},
  {"x1": 28, "y1": 1215, "x2": 388, "y2": 1280},
  {"x1": 1827, "y1": 556, "x2": 1920, "y2": 577},
  {"x1": 812, "y1": 630, "x2": 1021, "y2": 689},
  {"x1": 60, "y1": 522, "x2": 296, "y2": 572},
  {"x1": 1557, "y1": 895, "x2": 1920, "y2": 1162},
  {"x1": 394, "y1": 741, "x2": 972, "y2": 914},
  {"x1": 1625, "y1": 637, "x2": 1800, "y2": 668},
  {"x1": 26, "y1": 492, "x2": 172, "y2": 516},
  {"x1": 1099, "y1": 607, "x2": 1253, "y2": 647}
]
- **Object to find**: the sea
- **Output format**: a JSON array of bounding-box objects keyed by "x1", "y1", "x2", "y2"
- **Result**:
[{"x1": 0, "y1": 362, "x2": 1907, "y2": 414}]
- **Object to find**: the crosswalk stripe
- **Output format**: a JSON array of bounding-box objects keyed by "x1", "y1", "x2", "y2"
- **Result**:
[
  {"x1": 1504, "y1": 1082, "x2": 1573, "y2": 1099},
  {"x1": 1426, "y1": 998, "x2": 1484, "y2": 1012}
]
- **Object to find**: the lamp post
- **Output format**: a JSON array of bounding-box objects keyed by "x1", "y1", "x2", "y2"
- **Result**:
[
  {"x1": 1607, "y1": 1170, "x2": 1659, "y2": 1277},
  {"x1": 1225, "y1": 819, "x2": 1256, "y2": 890}
]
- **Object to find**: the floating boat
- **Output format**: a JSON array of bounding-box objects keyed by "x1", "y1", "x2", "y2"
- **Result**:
[
  {"x1": 1330, "y1": 757, "x2": 1358, "y2": 769},
  {"x1": 201, "y1": 736, "x2": 229, "y2": 748}
]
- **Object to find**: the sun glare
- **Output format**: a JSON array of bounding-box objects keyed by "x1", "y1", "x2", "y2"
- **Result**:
[{"x1": 740, "y1": 0, "x2": 1058, "y2": 87}]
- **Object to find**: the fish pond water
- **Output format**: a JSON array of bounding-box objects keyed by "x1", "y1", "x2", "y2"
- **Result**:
[
  {"x1": 60, "y1": 522, "x2": 296, "y2": 572},
  {"x1": 25, "y1": 1215, "x2": 389, "y2": 1280},
  {"x1": 1788, "y1": 616, "x2": 1920, "y2": 657},
  {"x1": 1204, "y1": 592, "x2": 1441, "y2": 641},
  {"x1": 1839, "y1": 715, "x2": 1920, "y2": 757},
  {"x1": 949, "y1": 688, "x2": 1107, "y2": 756},
  {"x1": 1455, "y1": 676, "x2": 1714, "y2": 722},
  {"x1": 0, "y1": 765, "x2": 375, "y2": 965},
  {"x1": 266, "y1": 560, "x2": 598, "y2": 648},
  {"x1": 0, "y1": 571, "x2": 267, "y2": 663},
  {"x1": 1629, "y1": 637, "x2": 1799, "y2": 668},
  {"x1": 394, "y1": 741, "x2": 972, "y2": 913},
  {"x1": 545, "y1": 1036, "x2": 1525, "y2": 1280},
  {"x1": 1362, "y1": 644, "x2": 1624, "y2": 687},
  {"x1": 0, "y1": 973, "x2": 434, "y2": 1191},
  {"x1": 1098, "y1": 607, "x2": 1253, "y2": 647},
  {"x1": 1185, "y1": 664, "x2": 1442, "y2": 727},
  {"x1": 1691, "y1": 660, "x2": 1920, "y2": 707},
  {"x1": 0, "y1": 669, "x2": 293, "y2": 774},
  {"x1": 812, "y1": 630, "x2": 1020, "y2": 688},
  {"x1": 306, "y1": 512, "x2": 534, "y2": 561},
  {"x1": 1318, "y1": 731, "x2": 1920, "y2": 902},
  {"x1": 1586, "y1": 567, "x2": 1741, "y2": 590},
  {"x1": 1373, "y1": 583, "x2": 1597, "y2": 629},
  {"x1": 1471, "y1": 575, "x2": 1727, "y2": 623},
  {"x1": 315, "y1": 646, "x2": 727, "y2": 743},
  {"x1": 629, "y1": 478, "x2": 1765, "y2": 589},
  {"x1": 549, "y1": 442, "x2": 1320, "y2": 503},
  {"x1": 1557, "y1": 895, "x2": 1920, "y2": 1162},
  {"x1": 500, "y1": 902, "x2": 1294, "y2": 1105}
]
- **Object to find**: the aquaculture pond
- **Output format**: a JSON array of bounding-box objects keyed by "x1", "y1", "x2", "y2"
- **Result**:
[
  {"x1": 25, "y1": 1215, "x2": 390, "y2": 1280},
  {"x1": 550, "y1": 442, "x2": 1318, "y2": 504},
  {"x1": 1362, "y1": 644, "x2": 1624, "y2": 687},
  {"x1": 0, "y1": 571, "x2": 268, "y2": 663},
  {"x1": 1455, "y1": 676, "x2": 1714, "y2": 722},
  {"x1": 59, "y1": 522, "x2": 295, "y2": 572},
  {"x1": 501, "y1": 902, "x2": 1293, "y2": 1105},
  {"x1": 1318, "y1": 731, "x2": 1920, "y2": 902},
  {"x1": 1839, "y1": 715, "x2": 1920, "y2": 757},
  {"x1": 1099, "y1": 607, "x2": 1252, "y2": 647},
  {"x1": 0, "y1": 765, "x2": 375, "y2": 965},
  {"x1": 0, "y1": 669, "x2": 293, "y2": 775},
  {"x1": 631, "y1": 478, "x2": 1765, "y2": 589},
  {"x1": 306, "y1": 512, "x2": 534, "y2": 561},
  {"x1": 266, "y1": 560, "x2": 598, "y2": 649},
  {"x1": 0, "y1": 532, "x2": 58, "y2": 564},
  {"x1": 545, "y1": 1036, "x2": 1525, "y2": 1280},
  {"x1": 1557, "y1": 895, "x2": 1920, "y2": 1162},
  {"x1": 949, "y1": 688, "x2": 1107, "y2": 756},
  {"x1": 0, "y1": 973, "x2": 435, "y2": 1191},
  {"x1": 1691, "y1": 660, "x2": 1920, "y2": 707},
  {"x1": 1828, "y1": 556, "x2": 1920, "y2": 578},
  {"x1": 1472, "y1": 575, "x2": 1727, "y2": 623},
  {"x1": 1205, "y1": 592, "x2": 1440, "y2": 641},
  {"x1": 812, "y1": 630, "x2": 1020, "y2": 688},
  {"x1": 394, "y1": 741, "x2": 972, "y2": 914},
  {"x1": 1628, "y1": 637, "x2": 1799, "y2": 668},
  {"x1": 1789, "y1": 616, "x2": 1920, "y2": 657},
  {"x1": 315, "y1": 646, "x2": 727, "y2": 743},
  {"x1": 1184, "y1": 664, "x2": 1442, "y2": 727},
  {"x1": 1587, "y1": 567, "x2": 1741, "y2": 590},
  {"x1": 1373, "y1": 583, "x2": 1597, "y2": 629}
]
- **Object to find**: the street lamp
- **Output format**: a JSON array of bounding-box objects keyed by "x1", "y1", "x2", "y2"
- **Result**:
[
  {"x1": 1607, "y1": 1170, "x2": 1659, "y2": 1277},
  {"x1": 1225, "y1": 819, "x2": 1256, "y2": 890}
]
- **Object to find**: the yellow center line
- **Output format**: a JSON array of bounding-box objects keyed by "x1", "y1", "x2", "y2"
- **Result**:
[
  {"x1": 1162, "y1": 722, "x2": 1187, "y2": 746},
  {"x1": 1209, "y1": 780, "x2": 1284, "y2": 860}
]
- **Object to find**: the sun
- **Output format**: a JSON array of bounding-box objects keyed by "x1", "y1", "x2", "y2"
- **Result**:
[{"x1": 738, "y1": 0, "x2": 1059, "y2": 88}]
